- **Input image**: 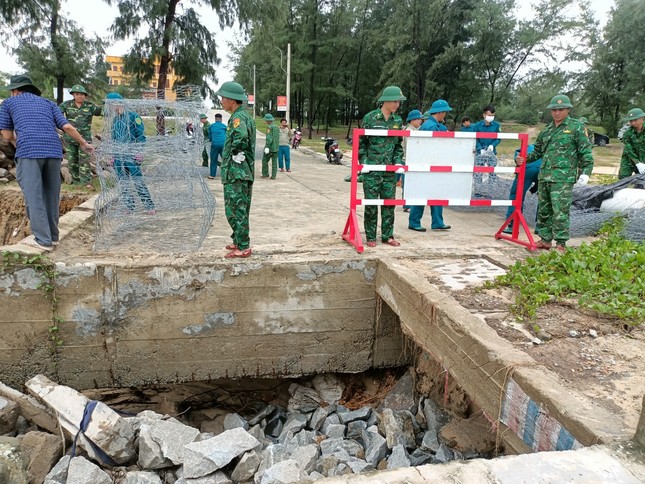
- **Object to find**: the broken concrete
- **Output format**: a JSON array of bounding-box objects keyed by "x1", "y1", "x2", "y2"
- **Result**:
[
  {"x1": 0, "y1": 382, "x2": 59, "y2": 435},
  {"x1": 0, "y1": 437, "x2": 28, "y2": 484},
  {"x1": 20, "y1": 431, "x2": 63, "y2": 484},
  {"x1": 66, "y1": 456, "x2": 111, "y2": 484},
  {"x1": 0, "y1": 396, "x2": 19, "y2": 434}
]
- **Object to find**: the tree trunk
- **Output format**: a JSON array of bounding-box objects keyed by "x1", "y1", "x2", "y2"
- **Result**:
[
  {"x1": 50, "y1": 1, "x2": 65, "y2": 104},
  {"x1": 157, "y1": 0, "x2": 180, "y2": 100},
  {"x1": 306, "y1": 0, "x2": 319, "y2": 139}
]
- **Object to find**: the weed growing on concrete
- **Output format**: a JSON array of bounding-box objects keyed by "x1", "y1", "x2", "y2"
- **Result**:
[
  {"x1": 1, "y1": 251, "x2": 64, "y2": 356},
  {"x1": 485, "y1": 217, "x2": 645, "y2": 324}
]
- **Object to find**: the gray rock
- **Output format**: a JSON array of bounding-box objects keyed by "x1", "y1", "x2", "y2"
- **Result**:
[
  {"x1": 287, "y1": 384, "x2": 321, "y2": 413},
  {"x1": 338, "y1": 407, "x2": 371, "y2": 425},
  {"x1": 308, "y1": 471, "x2": 324, "y2": 480},
  {"x1": 124, "y1": 471, "x2": 163, "y2": 484},
  {"x1": 569, "y1": 330, "x2": 579, "y2": 338},
  {"x1": 376, "y1": 371, "x2": 416, "y2": 413},
  {"x1": 387, "y1": 444, "x2": 411, "y2": 469},
  {"x1": 0, "y1": 397, "x2": 19, "y2": 434},
  {"x1": 380, "y1": 409, "x2": 416, "y2": 449},
  {"x1": 422, "y1": 398, "x2": 448, "y2": 436},
  {"x1": 366, "y1": 411, "x2": 379, "y2": 428},
  {"x1": 231, "y1": 449, "x2": 261, "y2": 482},
  {"x1": 248, "y1": 424, "x2": 271, "y2": 449},
  {"x1": 346, "y1": 458, "x2": 373, "y2": 474},
  {"x1": 248, "y1": 405, "x2": 275, "y2": 426},
  {"x1": 176, "y1": 470, "x2": 232, "y2": 483},
  {"x1": 335, "y1": 405, "x2": 348, "y2": 414},
  {"x1": 292, "y1": 429, "x2": 317, "y2": 447},
  {"x1": 199, "y1": 415, "x2": 225, "y2": 435},
  {"x1": 265, "y1": 409, "x2": 286, "y2": 438},
  {"x1": 329, "y1": 463, "x2": 351, "y2": 477},
  {"x1": 320, "y1": 438, "x2": 363, "y2": 458},
  {"x1": 409, "y1": 448, "x2": 435, "y2": 466},
  {"x1": 308, "y1": 406, "x2": 329, "y2": 430},
  {"x1": 44, "y1": 455, "x2": 70, "y2": 484},
  {"x1": 66, "y1": 456, "x2": 111, "y2": 484},
  {"x1": 435, "y1": 442, "x2": 454, "y2": 463},
  {"x1": 346, "y1": 420, "x2": 367, "y2": 441},
  {"x1": 589, "y1": 329, "x2": 598, "y2": 338},
  {"x1": 315, "y1": 455, "x2": 340, "y2": 477},
  {"x1": 138, "y1": 419, "x2": 200, "y2": 469},
  {"x1": 223, "y1": 413, "x2": 249, "y2": 431},
  {"x1": 362, "y1": 430, "x2": 387, "y2": 467},
  {"x1": 311, "y1": 374, "x2": 344, "y2": 405},
  {"x1": 320, "y1": 413, "x2": 340, "y2": 435},
  {"x1": 420, "y1": 429, "x2": 440, "y2": 453},
  {"x1": 260, "y1": 459, "x2": 307, "y2": 484},
  {"x1": 277, "y1": 413, "x2": 308, "y2": 442},
  {"x1": 0, "y1": 437, "x2": 28, "y2": 484},
  {"x1": 21, "y1": 431, "x2": 63, "y2": 484},
  {"x1": 322, "y1": 423, "x2": 345, "y2": 439},
  {"x1": 255, "y1": 444, "x2": 291, "y2": 478},
  {"x1": 290, "y1": 444, "x2": 319, "y2": 473},
  {"x1": 183, "y1": 428, "x2": 260, "y2": 478}
]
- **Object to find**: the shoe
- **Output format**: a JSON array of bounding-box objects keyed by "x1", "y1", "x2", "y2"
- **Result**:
[
  {"x1": 535, "y1": 240, "x2": 552, "y2": 250},
  {"x1": 52, "y1": 240, "x2": 59, "y2": 246},
  {"x1": 502, "y1": 226, "x2": 513, "y2": 235},
  {"x1": 555, "y1": 244, "x2": 566, "y2": 253},
  {"x1": 431, "y1": 225, "x2": 451, "y2": 230},
  {"x1": 24, "y1": 237, "x2": 53, "y2": 251},
  {"x1": 261, "y1": 175, "x2": 269, "y2": 178},
  {"x1": 225, "y1": 248, "x2": 252, "y2": 258},
  {"x1": 270, "y1": 177, "x2": 276, "y2": 179},
  {"x1": 366, "y1": 241, "x2": 377, "y2": 247},
  {"x1": 207, "y1": 176, "x2": 215, "y2": 180},
  {"x1": 280, "y1": 169, "x2": 284, "y2": 172},
  {"x1": 287, "y1": 170, "x2": 291, "y2": 172},
  {"x1": 225, "y1": 243, "x2": 238, "y2": 250},
  {"x1": 382, "y1": 238, "x2": 400, "y2": 247},
  {"x1": 408, "y1": 226, "x2": 426, "y2": 232},
  {"x1": 403, "y1": 208, "x2": 410, "y2": 212}
]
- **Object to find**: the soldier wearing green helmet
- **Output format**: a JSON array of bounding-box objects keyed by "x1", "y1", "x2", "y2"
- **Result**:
[
  {"x1": 216, "y1": 81, "x2": 256, "y2": 258},
  {"x1": 359, "y1": 85, "x2": 406, "y2": 248},
  {"x1": 577, "y1": 116, "x2": 594, "y2": 144},
  {"x1": 261, "y1": 113, "x2": 280, "y2": 179},
  {"x1": 516, "y1": 94, "x2": 594, "y2": 252},
  {"x1": 199, "y1": 113, "x2": 210, "y2": 167},
  {"x1": 59, "y1": 84, "x2": 103, "y2": 188},
  {"x1": 618, "y1": 108, "x2": 645, "y2": 179}
]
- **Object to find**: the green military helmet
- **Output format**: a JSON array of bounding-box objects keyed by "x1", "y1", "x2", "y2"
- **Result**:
[
  {"x1": 546, "y1": 94, "x2": 573, "y2": 109},
  {"x1": 578, "y1": 116, "x2": 589, "y2": 124},
  {"x1": 378, "y1": 85, "x2": 406, "y2": 103},
  {"x1": 69, "y1": 84, "x2": 87, "y2": 95},
  {"x1": 263, "y1": 113, "x2": 275, "y2": 122},
  {"x1": 625, "y1": 108, "x2": 645, "y2": 121},
  {"x1": 215, "y1": 81, "x2": 248, "y2": 102},
  {"x1": 199, "y1": 113, "x2": 208, "y2": 119}
]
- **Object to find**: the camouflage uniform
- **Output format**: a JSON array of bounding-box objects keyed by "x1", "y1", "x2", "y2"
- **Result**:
[
  {"x1": 359, "y1": 109, "x2": 404, "y2": 242},
  {"x1": 201, "y1": 120, "x2": 211, "y2": 167},
  {"x1": 222, "y1": 105, "x2": 256, "y2": 250},
  {"x1": 618, "y1": 127, "x2": 645, "y2": 179},
  {"x1": 526, "y1": 116, "x2": 593, "y2": 245},
  {"x1": 59, "y1": 100, "x2": 102, "y2": 184},
  {"x1": 262, "y1": 123, "x2": 280, "y2": 178}
]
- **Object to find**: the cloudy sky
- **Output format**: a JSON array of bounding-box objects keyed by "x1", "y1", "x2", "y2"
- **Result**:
[{"x1": 0, "y1": 0, "x2": 614, "y2": 91}]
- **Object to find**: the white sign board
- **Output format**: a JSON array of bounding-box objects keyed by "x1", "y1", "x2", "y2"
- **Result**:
[{"x1": 404, "y1": 136, "x2": 476, "y2": 202}]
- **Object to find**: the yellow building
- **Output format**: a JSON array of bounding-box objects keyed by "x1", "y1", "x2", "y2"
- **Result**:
[{"x1": 106, "y1": 55, "x2": 178, "y2": 101}]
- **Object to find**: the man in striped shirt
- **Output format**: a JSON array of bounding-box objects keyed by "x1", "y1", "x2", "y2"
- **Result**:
[{"x1": 0, "y1": 75, "x2": 94, "y2": 251}]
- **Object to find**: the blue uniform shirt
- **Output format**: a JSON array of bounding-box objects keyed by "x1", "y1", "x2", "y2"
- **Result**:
[
  {"x1": 111, "y1": 111, "x2": 146, "y2": 143},
  {"x1": 420, "y1": 116, "x2": 448, "y2": 132},
  {"x1": 460, "y1": 125, "x2": 476, "y2": 132},
  {"x1": 473, "y1": 120, "x2": 502, "y2": 153},
  {"x1": 209, "y1": 121, "x2": 227, "y2": 147},
  {"x1": 0, "y1": 93, "x2": 70, "y2": 158}
]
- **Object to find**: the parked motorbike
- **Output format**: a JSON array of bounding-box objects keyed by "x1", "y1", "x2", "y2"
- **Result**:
[
  {"x1": 292, "y1": 127, "x2": 302, "y2": 149},
  {"x1": 322, "y1": 137, "x2": 343, "y2": 164}
]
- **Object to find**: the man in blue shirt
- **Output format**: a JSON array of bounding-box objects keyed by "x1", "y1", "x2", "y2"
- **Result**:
[
  {"x1": 408, "y1": 99, "x2": 452, "y2": 232},
  {"x1": 208, "y1": 113, "x2": 226, "y2": 179},
  {"x1": 503, "y1": 144, "x2": 542, "y2": 234},
  {"x1": 0, "y1": 75, "x2": 94, "y2": 250},
  {"x1": 473, "y1": 105, "x2": 502, "y2": 154},
  {"x1": 460, "y1": 116, "x2": 475, "y2": 132}
]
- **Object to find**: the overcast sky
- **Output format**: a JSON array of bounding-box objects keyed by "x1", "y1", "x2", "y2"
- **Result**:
[{"x1": 0, "y1": 0, "x2": 614, "y2": 91}]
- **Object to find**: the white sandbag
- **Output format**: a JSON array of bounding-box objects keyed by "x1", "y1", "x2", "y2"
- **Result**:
[{"x1": 600, "y1": 188, "x2": 645, "y2": 212}]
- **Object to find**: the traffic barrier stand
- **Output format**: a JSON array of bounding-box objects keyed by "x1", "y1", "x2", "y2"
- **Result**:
[{"x1": 342, "y1": 129, "x2": 536, "y2": 253}]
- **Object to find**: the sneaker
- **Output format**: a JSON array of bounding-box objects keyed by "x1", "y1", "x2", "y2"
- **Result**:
[
  {"x1": 52, "y1": 240, "x2": 59, "y2": 246},
  {"x1": 280, "y1": 169, "x2": 285, "y2": 172},
  {"x1": 502, "y1": 226, "x2": 513, "y2": 235},
  {"x1": 24, "y1": 237, "x2": 53, "y2": 251}
]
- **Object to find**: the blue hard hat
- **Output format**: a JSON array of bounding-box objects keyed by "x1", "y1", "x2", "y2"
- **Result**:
[
  {"x1": 428, "y1": 99, "x2": 453, "y2": 114},
  {"x1": 406, "y1": 110, "x2": 424, "y2": 123},
  {"x1": 106, "y1": 92, "x2": 123, "y2": 100}
]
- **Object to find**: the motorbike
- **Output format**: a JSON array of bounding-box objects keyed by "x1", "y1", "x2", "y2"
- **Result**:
[
  {"x1": 292, "y1": 127, "x2": 302, "y2": 149},
  {"x1": 322, "y1": 137, "x2": 343, "y2": 165}
]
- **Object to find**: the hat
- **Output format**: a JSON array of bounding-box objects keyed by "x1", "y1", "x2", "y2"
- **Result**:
[
  {"x1": 199, "y1": 113, "x2": 208, "y2": 119},
  {"x1": 215, "y1": 81, "x2": 248, "y2": 102},
  {"x1": 427, "y1": 99, "x2": 453, "y2": 114},
  {"x1": 378, "y1": 86, "x2": 406, "y2": 103},
  {"x1": 546, "y1": 94, "x2": 573, "y2": 109},
  {"x1": 70, "y1": 84, "x2": 87, "y2": 94},
  {"x1": 106, "y1": 92, "x2": 123, "y2": 100},
  {"x1": 625, "y1": 108, "x2": 645, "y2": 121},
  {"x1": 406, "y1": 110, "x2": 424, "y2": 123},
  {"x1": 578, "y1": 117, "x2": 588, "y2": 124},
  {"x1": 5, "y1": 74, "x2": 41, "y2": 96},
  {"x1": 263, "y1": 113, "x2": 275, "y2": 121}
]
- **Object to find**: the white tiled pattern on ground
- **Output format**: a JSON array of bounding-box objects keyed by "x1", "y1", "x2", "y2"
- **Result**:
[{"x1": 426, "y1": 258, "x2": 506, "y2": 290}]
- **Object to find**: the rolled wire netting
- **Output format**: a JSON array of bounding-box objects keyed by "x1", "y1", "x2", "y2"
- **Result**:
[{"x1": 94, "y1": 86, "x2": 215, "y2": 252}]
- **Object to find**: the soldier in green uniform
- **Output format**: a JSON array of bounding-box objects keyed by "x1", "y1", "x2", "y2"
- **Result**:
[
  {"x1": 59, "y1": 84, "x2": 102, "y2": 188},
  {"x1": 199, "y1": 114, "x2": 210, "y2": 167},
  {"x1": 578, "y1": 117, "x2": 594, "y2": 145},
  {"x1": 359, "y1": 86, "x2": 406, "y2": 247},
  {"x1": 618, "y1": 108, "x2": 645, "y2": 179},
  {"x1": 216, "y1": 81, "x2": 256, "y2": 258},
  {"x1": 261, "y1": 113, "x2": 279, "y2": 179},
  {"x1": 517, "y1": 94, "x2": 594, "y2": 252}
]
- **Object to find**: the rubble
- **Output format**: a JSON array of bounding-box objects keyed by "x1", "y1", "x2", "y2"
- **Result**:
[
  {"x1": 0, "y1": 396, "x2": 19, "y2": 434},
  {"x1": 21, "y1": 431, "x2": 63, "y2": 484}
]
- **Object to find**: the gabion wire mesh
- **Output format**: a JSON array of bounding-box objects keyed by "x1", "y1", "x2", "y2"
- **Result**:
[
  {"x1": 94, "y1": 85, "x2": 215, "y2": 252},
  {"x1": 455, "y1": 154, "x2": 645, "y2": 241}
]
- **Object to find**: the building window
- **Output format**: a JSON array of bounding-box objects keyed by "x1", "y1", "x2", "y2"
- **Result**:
[{"x1": 112, "y1": 65, "x2": 118, "y2": 71}]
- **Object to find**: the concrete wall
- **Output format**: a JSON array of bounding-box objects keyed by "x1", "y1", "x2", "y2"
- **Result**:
[{"x1": 0, "y1": 259, "x2": 409, "y2": 389}]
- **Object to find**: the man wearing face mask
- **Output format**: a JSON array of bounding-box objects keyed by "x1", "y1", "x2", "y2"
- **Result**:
[{"x1": 473, "y1": 105, "x2": 501, "y2": 154}]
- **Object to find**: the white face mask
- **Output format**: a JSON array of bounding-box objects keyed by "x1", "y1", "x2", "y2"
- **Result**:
[{"x1": 485, "y1": 115, "x2": 495, "y2": 123}]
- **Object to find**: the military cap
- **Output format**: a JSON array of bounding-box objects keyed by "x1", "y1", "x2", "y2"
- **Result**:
[
  {"x1": 216, "y1": 81, "x2": 248, "y2": 102},
  {"x1": 4, "y1": 74, "x2": 41, "y2": 96},
  {"x1": 70, "y1": 84, "x2": 87, "y2": 94},
  {"x1": 406, "y1": 110, "x2": 424, "y2": 122},
  {"x1": 199, "y1": 113, "x2": 208, "y2": 119},
  {"x1": 547, "y1": 94, "x2": 573, "y2": 109},
  {"x1": 427, "y1": 99, "x2": 453, "y2": 114},
  {"x1": 625, "y1": 108, "x2": 645, "y2": 121},
  {"x1": 263, "y1": 113, "x2": 275, "y2": 121},
  {"x1": 378, "y1": 86, "x2": 406, "y2": 102}
]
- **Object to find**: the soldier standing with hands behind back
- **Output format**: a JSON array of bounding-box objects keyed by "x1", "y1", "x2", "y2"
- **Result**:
[
  {"x1": 262, "y1": 114, "x2": 279, "y2": 179},
  {"x1": 516, "y1": 94, "x2": 593, "y2": 253}
]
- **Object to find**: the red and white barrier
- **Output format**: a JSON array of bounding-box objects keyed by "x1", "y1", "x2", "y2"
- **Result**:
[{"x1": 342, "y1": 129, "x2": 536, "y2": 253}]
